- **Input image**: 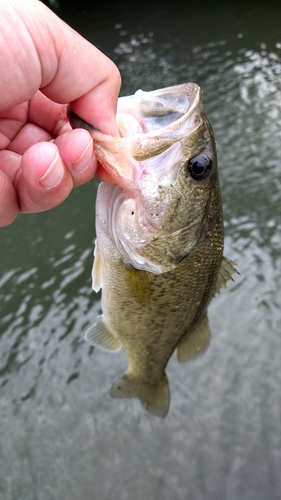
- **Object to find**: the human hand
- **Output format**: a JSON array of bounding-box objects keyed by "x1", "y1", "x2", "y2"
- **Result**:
[{"x1": 0, "y1": 0, "x2": 121, "y2": 227}]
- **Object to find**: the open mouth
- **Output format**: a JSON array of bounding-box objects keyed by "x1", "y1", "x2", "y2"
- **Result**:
[
  {"x1": 68, "y1": 83, "x2": 201, "y2": 138},
  {"x1": 67, "y1": 84, "x2": 203, "y2": 189},
  {"x1": 117, "y1": 82, "x2": 201, "y2": 134}
]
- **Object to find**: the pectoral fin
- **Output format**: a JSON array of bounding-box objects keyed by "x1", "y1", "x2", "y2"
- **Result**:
[
  {"x1": 110, "y1": 372, "x2": 170, "y2": 417},
  {"x1": 177, "y1": 314, "x2": 211, "y2": 362},
  {"x1": 85, "y1": 317, "x2": 122, "y2": 351},
  {"x1": 124, "y1": 265, "x2": 150, "y2": 305},
  {"x1": 92, "y1": 240, "x2": 102, "y2": 293},
  {"x1": 214, "y1": 256, "x2": 239, "y2": 296}
]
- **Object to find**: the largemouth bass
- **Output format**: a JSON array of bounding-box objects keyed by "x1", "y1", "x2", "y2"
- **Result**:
[{"x1": 68, "y1": 83, "x2": 238, "y2": 417}]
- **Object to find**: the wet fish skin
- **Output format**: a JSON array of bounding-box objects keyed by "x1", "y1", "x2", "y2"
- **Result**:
[{"x1": 69, "y1": 84, "x2": 238, "y2": 417}]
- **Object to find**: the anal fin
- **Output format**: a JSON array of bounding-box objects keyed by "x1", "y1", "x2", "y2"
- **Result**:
[
  {"x1": 177, "y1": 314, "x2": 211, "y2": 363},
  {"x1": 85, "y1": 317, "x2": 122, "y2": 351},
  {"x1": 110, "y1": 373, "x2": 170, "y2": 417}
]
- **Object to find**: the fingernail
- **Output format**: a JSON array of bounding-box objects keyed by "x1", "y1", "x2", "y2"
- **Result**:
[
  {"x1": 39, "y1": 152, "x2": 64, "y2": 188},
  {"x1": 71, "y1": 139, "x2": 93, "y2": 173}
]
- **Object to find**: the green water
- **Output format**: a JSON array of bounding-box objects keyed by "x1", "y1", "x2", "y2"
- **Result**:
[{"x1": 1, "y1": 0, "x2": 281, "y2": 498}]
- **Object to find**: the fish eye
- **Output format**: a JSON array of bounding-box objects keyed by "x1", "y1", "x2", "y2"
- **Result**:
[{"x1": 187, "y1": 154, "x2": 212, "y2": 181}]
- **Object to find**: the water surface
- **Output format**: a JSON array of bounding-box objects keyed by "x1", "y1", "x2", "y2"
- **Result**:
[{"x1": 1, "y1": 1, "x2": 281, "y2": 498}]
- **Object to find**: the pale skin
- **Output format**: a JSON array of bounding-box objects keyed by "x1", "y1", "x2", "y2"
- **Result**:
[{"x1": 0, "y1": 0, "x2": 121, "y2": 227}]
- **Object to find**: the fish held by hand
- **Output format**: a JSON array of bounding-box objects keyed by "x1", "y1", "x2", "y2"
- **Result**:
[{"x1": 69, "y1": 83, "x2": 238, "y2": 417}]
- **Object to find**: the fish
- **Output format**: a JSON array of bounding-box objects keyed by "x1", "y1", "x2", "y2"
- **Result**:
[{"x1": 68, "y1": 83, "x2": 238, "y2": 417}]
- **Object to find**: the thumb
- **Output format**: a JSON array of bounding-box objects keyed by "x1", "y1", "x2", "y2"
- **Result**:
[
  {"x1": 0, "y1": 170, "x2": 18, "y2": 227},
  {"x1": 15, "y1": 142, "x2": 72, "y2": 214}
]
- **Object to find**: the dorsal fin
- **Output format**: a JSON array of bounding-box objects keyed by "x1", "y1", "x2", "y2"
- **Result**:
[
  {"x1": 214, "y1": 256, "x2": 240, "y2": 296},
  {"x1": 177, "y1": 314, "x2": 211, "y2": 362}
]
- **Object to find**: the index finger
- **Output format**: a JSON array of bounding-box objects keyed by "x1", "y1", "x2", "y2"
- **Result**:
[
  {"x1": 1, "y1": 0, "x2": 121, "y2": 136},
  {"x1": 36, "y1": 7, "x2": 121, "y2": 135}
]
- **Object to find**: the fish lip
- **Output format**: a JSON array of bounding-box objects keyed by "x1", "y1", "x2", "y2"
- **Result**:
[
  {"x1": 133, "y1": 84, "x2": 202, "y2": 161},
  {"x1": 66, "y1": 105, "x2": 101, "y2": 133},
  {"x1": 134, "y1": 82, "x2": 202, "y2": 136},
  {"x1": 68, "y1": 83, "x2": 202, "y2": 142}
]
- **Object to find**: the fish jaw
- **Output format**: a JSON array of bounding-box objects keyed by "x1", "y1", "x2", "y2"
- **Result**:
[{"x1": 88, "y1": 83, "x2": 202, "y2": 193}]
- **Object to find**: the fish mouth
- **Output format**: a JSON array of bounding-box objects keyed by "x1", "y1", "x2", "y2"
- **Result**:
[
  {"x1": 68, "y1": 83, "x2": 202, "y2": 188},
  {"x1": 68, "y1": 83, "x2": 201, "y2": 138},
  {"x1": 118, "y1": 82, "x2": 201, "y2": 131}
]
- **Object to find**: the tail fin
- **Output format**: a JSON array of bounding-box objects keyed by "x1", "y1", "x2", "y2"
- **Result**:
[{"x1": 110, "y1": 373, "x2": 170, "y2": 417}]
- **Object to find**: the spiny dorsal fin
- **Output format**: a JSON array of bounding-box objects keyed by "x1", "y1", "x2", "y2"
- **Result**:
[
  {"x1": 177, "y1": 314, "x2": 211, "y2": 363},
  {"x1": 124, "y1": 265, "x2": 150, "y2": 305},
  {"x1": 85, "y1": 317, "x2": 122, "y2": 351},
  {"x1": 214, "y1": 256, "x2": 240, "y2": 296},
  {"x1": 92, "y1": 239, "x2": 102, "y2": 293},
  {"x1": 110, "y1": 373, "x2": 170, "y2": 417}
]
